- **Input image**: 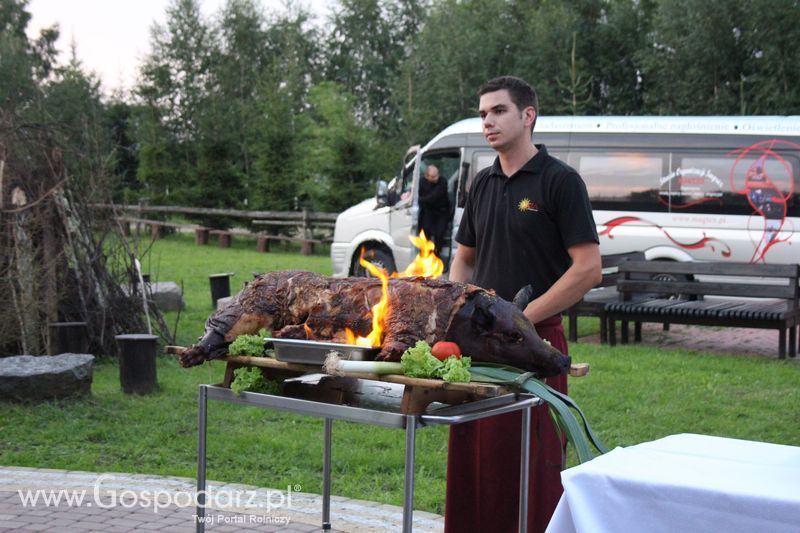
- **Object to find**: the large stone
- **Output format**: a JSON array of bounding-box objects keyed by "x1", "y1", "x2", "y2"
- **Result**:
[
  {"x1": 148, "y1": 281, "x2": 185, "y2": 311},
  {"x1": 0, "y1": 354, "x2": 94, "y2": 401},
  {"x1": 122, "y1": 281, "x2": 185, "y2": 311}
]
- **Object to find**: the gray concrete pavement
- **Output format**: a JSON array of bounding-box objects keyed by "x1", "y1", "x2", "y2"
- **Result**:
[{"x1": 0, "y1": 466, "x2": 444, "y2": 532}]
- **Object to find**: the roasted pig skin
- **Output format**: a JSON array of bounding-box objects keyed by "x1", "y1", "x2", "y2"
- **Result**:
[{"x1": 179, "y1": 270, "x2": 570, "y2": 377}]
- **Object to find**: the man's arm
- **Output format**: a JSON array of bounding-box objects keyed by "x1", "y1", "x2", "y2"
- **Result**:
[
  {"x1": 449, "y1": 244, "x2": 476, "y2": 283},
  {"x1": 523, "y1": 241, "x2": 602, "y2": 324}
]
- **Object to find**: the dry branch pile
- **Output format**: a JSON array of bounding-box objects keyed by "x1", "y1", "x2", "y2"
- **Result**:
[{"x1": 0, "y1": 122, "x2": 171, "y2": 357}]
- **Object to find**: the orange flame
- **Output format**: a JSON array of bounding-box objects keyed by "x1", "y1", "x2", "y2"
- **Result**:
[
  {"x1": 393, "y1": 230, "x2": 444, "y2": 278},
  {"x1": 345, "y1": 231, "x2": 443, "y2": 348},
  {"x1": 346, "y1": 250, "x2": 391, "y2": 347}
]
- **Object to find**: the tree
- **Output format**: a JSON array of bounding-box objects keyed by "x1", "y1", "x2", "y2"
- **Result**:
[
  {"x1": 324, "y1": 0, "x2": 426, "y2": 134},
  {"x1": 0, "y1": 0, "x2": 58, "y2": 114},
  {"x1": 740, "y1": 0, "x2": 800, "y2": 114},
  {"x1": 105, "y1": 99, "x2": 141, "y2": 203},
  {"x1": 247, "y1": 6, "x2": 321, "y2": 211},
  {"x1": 135, "y1": 0, "x2": 216, "y2": 201},
  {"x1": 42, "y1": 49, "x2": 108, "y2": 186},
  {"x1": 638, "y1": 0, "x2": 747, "y2": 114},
  {"x1": 394, "y1": 0, "x2": 519, "y2": 143},
  {"x1": 297, "y1": 82, "x2": 389, "y2": 212}
]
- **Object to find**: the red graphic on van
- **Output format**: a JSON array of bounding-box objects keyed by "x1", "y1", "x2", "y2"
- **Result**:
[
  {"x1": 599, "y1": 216, "x2": 732, "y2": 257},
  {"x1": 658, "y1": 168, "x2": 725, "y2": 209},
  {"x1": 729, "y1": 139, "x2": 798, "y2": 263}
]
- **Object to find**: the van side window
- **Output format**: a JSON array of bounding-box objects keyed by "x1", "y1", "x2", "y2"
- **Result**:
[
  {"x1": 675, "y1": 154, "x2": 799, "y2": 216},
  {"x1": 574, "y1": 151, "x2": 667, "y2": 211}
]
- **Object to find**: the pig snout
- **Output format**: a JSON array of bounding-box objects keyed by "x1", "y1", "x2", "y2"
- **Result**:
[{"x1": 445, "y1": 292, "x2": 571, "y2": 378}]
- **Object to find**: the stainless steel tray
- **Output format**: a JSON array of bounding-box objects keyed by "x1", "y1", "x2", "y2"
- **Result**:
[{"x1": 270, "y1": 338, "x2": 378, "y2": 365}]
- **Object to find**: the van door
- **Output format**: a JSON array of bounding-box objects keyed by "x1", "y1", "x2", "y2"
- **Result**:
[
  {"x1": 417, "y1": 150, "x2": 464, "y2": 265},
  {"x1": 389, "y1": 152, "x2": 420, "y2": 271}
]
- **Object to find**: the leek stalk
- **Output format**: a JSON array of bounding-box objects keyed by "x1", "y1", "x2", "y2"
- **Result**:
[{"x1": 323, "y1": 353, "x2": 403, "y2": 375}]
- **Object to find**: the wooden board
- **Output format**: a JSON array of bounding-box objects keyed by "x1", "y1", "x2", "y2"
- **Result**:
[
  {"x1": 222, "y1": 355, "x2": 509, "y2": 396},
  {"x1": 167, "y1": 346, "x2": 589, "y2": 378},
  {"x1": 167, "y1": 346, "x2": 591, "y2": 414}
]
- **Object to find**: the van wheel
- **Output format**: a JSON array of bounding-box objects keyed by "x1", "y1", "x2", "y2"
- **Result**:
[
  {"x1": 352, "y1": 248, "x2": 397, "y2": 277},
  {"x1": 650, "y1": 272, "x2": 698, "y2": 300}
]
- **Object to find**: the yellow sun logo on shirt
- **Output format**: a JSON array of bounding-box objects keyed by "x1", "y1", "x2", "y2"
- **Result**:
[{"x1": 518, "y1": 198, "x2": 538, "y2": 212}]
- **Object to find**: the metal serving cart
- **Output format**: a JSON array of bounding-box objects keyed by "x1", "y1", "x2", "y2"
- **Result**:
[{"x1": 195, "y1": 379, "x2": 540, "y2": 533}]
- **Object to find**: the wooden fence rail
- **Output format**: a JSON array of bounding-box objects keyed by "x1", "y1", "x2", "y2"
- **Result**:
[
  {"x1": 101, "y1": 204, "x2": 337, "y2": 255},
  {"x1": 94, "y1": 203, "x2": 338, "y2": 222}
]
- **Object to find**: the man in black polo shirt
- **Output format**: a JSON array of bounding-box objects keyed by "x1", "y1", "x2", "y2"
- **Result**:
[{"x1": 446, "y1": 76, "x2": 601, "y2": 533}]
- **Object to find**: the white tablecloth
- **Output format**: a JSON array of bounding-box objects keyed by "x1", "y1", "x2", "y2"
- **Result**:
[{"x1": 546, "y1": 433, "x2": 800, "y2": 533}]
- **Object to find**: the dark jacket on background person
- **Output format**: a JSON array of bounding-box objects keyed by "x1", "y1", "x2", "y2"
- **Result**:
[{"x1": 418, "y1": 177, "x2": 449, "y2": 251}]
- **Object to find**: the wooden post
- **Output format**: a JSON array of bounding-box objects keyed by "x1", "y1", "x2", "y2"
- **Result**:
[
  {"x1": 195, "y1": 228, "x2": 209, "y2": 245},
  {"x1": 48, "y1": 322, "x2": 89, "y2": 354},
  {"x1": 209, "y1": 272, "x2": 234, "y2": 308},
  {"x1": 257, "y1": 235, "x2": 270, "y2": 253},
  {"x1": 116, "y1": 334, "x2": 158, "y2": 394},
  {"x1": 302, "y1": 208, "x2": 310, "y2": 239}
]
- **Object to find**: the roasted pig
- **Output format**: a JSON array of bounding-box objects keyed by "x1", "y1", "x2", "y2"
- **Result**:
[{"x1": 179, "y1": 270, "x2": 570, "y2": 377}]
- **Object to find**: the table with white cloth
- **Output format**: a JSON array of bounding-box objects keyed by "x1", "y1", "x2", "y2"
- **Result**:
[{"x1": 546, "y1": 433, "x2": 800, "y2": 533}]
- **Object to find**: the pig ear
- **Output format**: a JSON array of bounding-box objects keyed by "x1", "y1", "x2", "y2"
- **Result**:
[
  {"x1": 471, "y1": 301, "x2": 495, "y2": 331},
  {"x1": 512, "y1": 284, "x2": 534, "y2": 311}
]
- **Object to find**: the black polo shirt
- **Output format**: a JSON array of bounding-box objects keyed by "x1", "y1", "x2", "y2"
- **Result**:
[{"x1": 455, "y1": 145, "x2": 598, "y2": 301}]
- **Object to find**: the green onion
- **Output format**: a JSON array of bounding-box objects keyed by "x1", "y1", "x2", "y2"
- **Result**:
[{"x1": 323, "y1": 353, "x2": 403, "y2": 375}]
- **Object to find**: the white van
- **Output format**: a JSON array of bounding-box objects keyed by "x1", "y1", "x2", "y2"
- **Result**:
[{"x1": 331, "y1": 116, "x2": 800, "y2": 277}]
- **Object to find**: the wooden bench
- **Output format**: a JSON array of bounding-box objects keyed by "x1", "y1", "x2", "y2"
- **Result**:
[
  {"x1": 256, "y1": 234, "x2": 323, "y2": 255},
  {"x1": 209, "y1": 229, "x2": 259, "y2": 248},
  {"x1": 567, "y1": 251, "x2": 645, "y2": 343},
  {"x1": 118, "y1": 216, "x2": 207, "y2": 240},
  {"x1": 210, "y1": 229, "x2": 325, "y2": 255},
  {"x1": 607, "y1": 261, "x2": 800, "y2": 358}
]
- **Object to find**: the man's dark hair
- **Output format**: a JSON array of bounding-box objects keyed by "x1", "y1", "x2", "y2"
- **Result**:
[{"x1": 478, "y1": 76, "x2": 539, "y2": 130}]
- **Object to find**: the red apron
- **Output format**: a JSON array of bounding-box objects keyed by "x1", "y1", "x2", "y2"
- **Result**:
[{"x1": 444, "y1": 315, "x2": 568, "y2": 533}]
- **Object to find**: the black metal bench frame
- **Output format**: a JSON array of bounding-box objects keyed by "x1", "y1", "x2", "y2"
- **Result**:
[
  {"x1": 607, "y1": 261, "x2": 800, "y2": 359},
  {"x1": 567, "y1": 251, "x2": 646, "y2": 343}
]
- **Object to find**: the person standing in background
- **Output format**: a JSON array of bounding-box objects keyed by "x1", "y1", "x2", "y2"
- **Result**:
[{"x1": 418, "y1": 164, "x2": 450, "y2": 255}]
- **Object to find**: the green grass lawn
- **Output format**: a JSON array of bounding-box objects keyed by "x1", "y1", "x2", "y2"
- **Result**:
[{"x1": 1, "y1": 233, "x2": 799, "y2": 515}]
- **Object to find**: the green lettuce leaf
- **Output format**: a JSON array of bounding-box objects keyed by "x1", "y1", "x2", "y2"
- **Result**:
[
  {"x1": 440, "y1": 355, "x2": 471, "y2": 383},
  {"x1": 400, "y1": 340, "x2": 443, "y2": 378}
]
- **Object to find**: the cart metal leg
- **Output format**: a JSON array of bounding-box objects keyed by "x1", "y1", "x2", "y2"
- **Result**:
[
  {"x1": 518, "y1": 405, "x2": 531, "y2": 533},
  {"x1": 196, "y1": 385, "x2": 208, "y2": 533},
  {"x1": 402, "y1": 416, "x2": 417, "y2": 533},
  {"x1": 322, "y1": 418, "x2": 333, "y2": 530}
]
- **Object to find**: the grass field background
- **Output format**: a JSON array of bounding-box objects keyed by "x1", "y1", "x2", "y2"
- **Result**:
[{"x1": 1, "y1": 233, "x2": 798, "y2": 514}]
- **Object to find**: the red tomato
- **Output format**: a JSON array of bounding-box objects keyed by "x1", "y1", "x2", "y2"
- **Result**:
[{"x1": 431, "y1": 341, "x2": 461, "y2": 361}]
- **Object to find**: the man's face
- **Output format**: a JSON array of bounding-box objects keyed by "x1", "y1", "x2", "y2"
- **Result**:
[
  {"x1": 478, "y1": 89, "x2": 534, "y2": 152},
  {"x1": 424, "y1": 167, "x2": 439, "y2": 182}
]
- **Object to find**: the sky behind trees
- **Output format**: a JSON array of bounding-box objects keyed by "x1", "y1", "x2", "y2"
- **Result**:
[{"x1": 25, "y1": 0, "x2": 335, "y2": 94}]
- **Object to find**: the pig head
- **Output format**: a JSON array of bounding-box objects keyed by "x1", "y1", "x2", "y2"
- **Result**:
[{"x1": 444, "y1": 290, "x2": 571, "y2": 378}]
